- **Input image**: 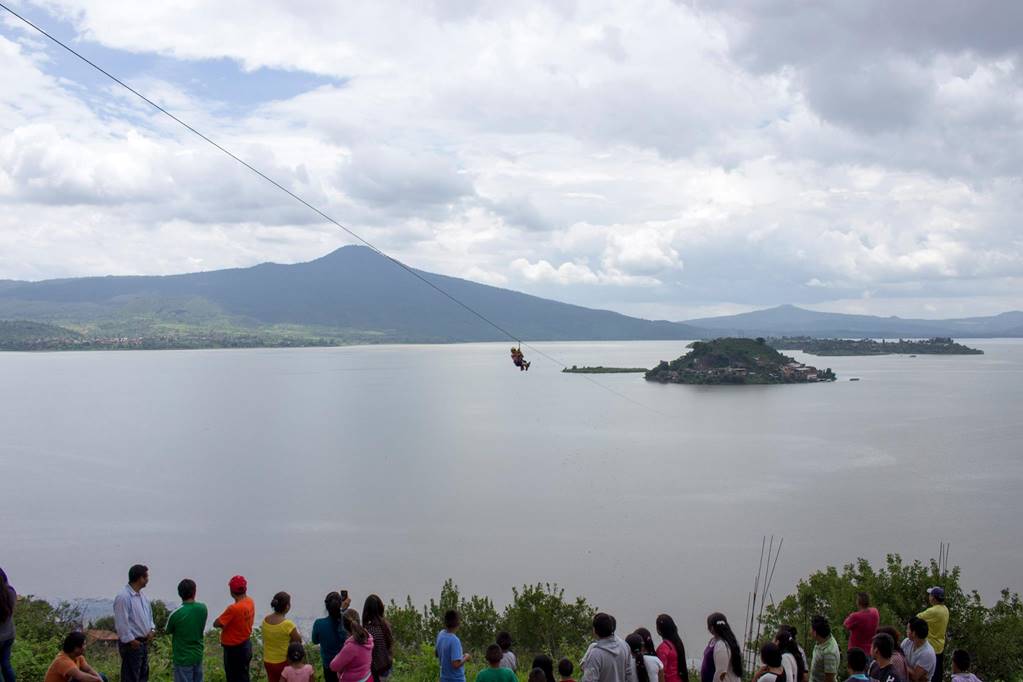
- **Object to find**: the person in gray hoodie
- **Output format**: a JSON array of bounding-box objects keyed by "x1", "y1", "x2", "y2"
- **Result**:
[{"x1": 581, "y1": 613, "x2": 635, "y2": 682}]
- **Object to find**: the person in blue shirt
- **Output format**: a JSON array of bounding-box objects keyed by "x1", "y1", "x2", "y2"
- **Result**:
[
  {"x1": 113, "y1": 564, "x2": 155, "y2": 682},
  {"x1": 436, "y1": 610, "x2": 470, "y2": 682},
  {"x1": 312, "y1": 592, "x2": 349, "y2": 682}
]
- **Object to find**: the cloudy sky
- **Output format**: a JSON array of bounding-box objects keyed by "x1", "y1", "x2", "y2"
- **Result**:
[{"x1": 1, "y1": 1, "x2": 1021, "y2": 320}]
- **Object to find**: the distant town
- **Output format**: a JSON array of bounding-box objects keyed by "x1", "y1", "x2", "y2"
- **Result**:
[{"x1": 768, "y1": 336, "x2": 984, "y2": 356}]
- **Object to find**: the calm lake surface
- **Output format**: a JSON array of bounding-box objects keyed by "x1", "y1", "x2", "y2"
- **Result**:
[{"x1": 3, "y1": 340, "x2": 1022, "y2": 644}]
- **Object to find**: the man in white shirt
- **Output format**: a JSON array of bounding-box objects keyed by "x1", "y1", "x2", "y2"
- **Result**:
[
  {"x1": 901, "y1": 618, "x2": 936, "y2": 682},
  {"x1": 113, "y1": 564, "x2": 155, "y2": 682}
]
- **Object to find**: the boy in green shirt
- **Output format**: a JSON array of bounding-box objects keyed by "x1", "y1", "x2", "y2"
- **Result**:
[
  {"x1": 477, "y1": 644, "x2": 518, "y2": 682},
  {"x1": 166, "y1": 579, "x2": 209, "y2": 682}
]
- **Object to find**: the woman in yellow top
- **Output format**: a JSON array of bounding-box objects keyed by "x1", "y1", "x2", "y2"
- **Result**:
[{"x1": 263, "y1": 591, "x2": 303, "y2": 682}]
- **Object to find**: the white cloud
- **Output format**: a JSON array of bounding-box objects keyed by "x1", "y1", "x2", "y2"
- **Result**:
[
  {"x1": 461, "y1": 266, "x2": 507, "y2": 287},
  {"x1": 510, "y1": 258, "x2": 599, "y2": 285},
  {"x1": 0, "y1": 2, "x2": 1021, "y2": 319}
]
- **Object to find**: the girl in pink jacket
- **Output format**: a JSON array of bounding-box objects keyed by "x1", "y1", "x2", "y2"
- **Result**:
[{"x1": 330, "y1": 611, "x2": 375, "y2": 682}]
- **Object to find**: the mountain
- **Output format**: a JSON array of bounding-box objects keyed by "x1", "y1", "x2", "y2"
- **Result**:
[
  {"x1": 0, "y1": 246, "x2": 706, "y2": 344},
  {"x1": 2, "y1": 250, "x2": 1018, "y2": 348},
  {"x1": 683, "y1": 304, "x2": 1023, "y2": 338}
]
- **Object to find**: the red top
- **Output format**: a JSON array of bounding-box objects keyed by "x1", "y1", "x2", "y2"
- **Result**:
[
  {"x1": 843, "y1": 607, "x2": 879, "y2": 652},
  {"x1": 657, "y1": 640, "x2": 680, "y2": 682}
]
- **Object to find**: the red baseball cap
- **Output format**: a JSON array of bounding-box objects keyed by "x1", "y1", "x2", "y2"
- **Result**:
[{"x1": 228, "y1": 575, "x2": 247, "y2": 593}]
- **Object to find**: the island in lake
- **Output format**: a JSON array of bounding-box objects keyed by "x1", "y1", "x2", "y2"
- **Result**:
[
  {"x1": 768, "y1": 336, "x2": 983, "y2": 356},
  {"x1": 562, "y1": 365, "x2": 648, "y2": 374},
  {"x1": 644, "y1": 337, "x2": 836, "y2": 385}
]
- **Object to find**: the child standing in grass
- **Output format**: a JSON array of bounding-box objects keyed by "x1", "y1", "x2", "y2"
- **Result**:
[
  {"x1": 497, "y1": 632, "x2": 517, "y2": 671},
  {"x1": 477, "y1": 644, "x2": 518, "y2": 682},
  {"x1": 559, "y1": 658, "x2": 576, "y2": 682},
  {"x1": 282, "y1": 642, "x2": 315, "y2": 682}
]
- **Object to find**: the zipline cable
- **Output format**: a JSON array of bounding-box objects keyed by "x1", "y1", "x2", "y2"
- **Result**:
[{"x1": 0, "y1": 2, "x2": 668, "y2": 416}]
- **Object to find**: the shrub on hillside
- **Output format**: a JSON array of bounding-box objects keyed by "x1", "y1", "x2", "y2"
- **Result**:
[{"x1": 498, "y1": 583, "x2": 595, "y2": 658}]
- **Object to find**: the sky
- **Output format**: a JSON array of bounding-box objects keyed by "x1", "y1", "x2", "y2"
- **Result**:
[{"x1": 1, "y1": 1, "x2": 1022, "y2": 320}]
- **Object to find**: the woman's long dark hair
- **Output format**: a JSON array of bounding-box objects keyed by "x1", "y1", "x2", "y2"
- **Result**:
[
  {"x1": 635, "y1": 627, "x2": 656, "y2": 655},
  {"x1": 0, "y1": 568, "x2": 13, "y2": 623},
  {"x1": 363, "y1": 593, "x2": 393, "y2": 654},
  {"x1": 531, "y1": 655, "x2": 556, "y2": 682},
  {"x1": 362, "y1": 594, "x2": 386, "y2": 626},
  {"x1": 707, "y1": 613, "x2": 742, "y2": 678},
  {"x1": 656, "y1": 614, "x2": 690, "y2": 682},
  {"x1": 325, "y1": 592, "x2": 344, "y2": 623},
  {"x1": 775, "y1": 629, "x2": 806, "y2": 682},
  {"x1": 627, "y1": 633, "x2": 651, "y2": 682}
]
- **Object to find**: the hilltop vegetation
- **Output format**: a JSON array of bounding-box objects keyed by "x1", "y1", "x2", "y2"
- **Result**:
[
  {"x1": 645, "y1": 337, "x2": 836, "y2": 384},
  {"x1": 769, "y1": 336, "x2": 984, "y2": 356},
  {"x1": 8, "y1": 558, "x2": 1023, "y2": 682},
  {"x1": 0, "y1": 320, "x2": 83, "y2": 349}
]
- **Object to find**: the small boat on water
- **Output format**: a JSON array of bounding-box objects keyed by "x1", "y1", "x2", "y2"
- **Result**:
[
  {"x1": 849, "y1": 377, "x2": 860, "y2": 381},
  {"x1": 909, "y1": 354, "x2": 917, "y2": 357}
]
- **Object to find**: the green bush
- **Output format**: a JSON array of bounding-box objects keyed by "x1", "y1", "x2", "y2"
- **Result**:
[
  {"x1": 388, "y1": 595, "x2": 427, "y2": 650},
  {"x1": 498, "y1": 583, "x2": 595, "y2": 659}
]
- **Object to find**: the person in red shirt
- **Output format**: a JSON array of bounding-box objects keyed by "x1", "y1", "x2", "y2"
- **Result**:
[
  {"x1": 843, "y1": 593, "x2": 880, "y2": 653},
  {"x1": 655, "y1": 614, "x2": 689, "y2": 682},
  {"x1": 214, "y1": 575, "x2": 256, "y2": 682}
]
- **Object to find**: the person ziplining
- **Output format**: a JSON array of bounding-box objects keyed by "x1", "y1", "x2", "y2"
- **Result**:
[{"x1": 510, "y1": 346, "x2": 530, "y2": 371}]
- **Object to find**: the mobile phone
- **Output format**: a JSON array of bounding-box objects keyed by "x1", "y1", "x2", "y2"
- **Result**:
[{"x1": 341, "y1": 590, "x2": 349, "y2": 601}]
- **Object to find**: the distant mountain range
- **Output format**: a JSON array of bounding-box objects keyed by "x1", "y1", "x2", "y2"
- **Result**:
[
  {"x1": 0, "y1": 246, "x2": 1019, "y2": 347},
  {"x1": 683, "y1": 304, "x2": 1023, "y2": 339}
]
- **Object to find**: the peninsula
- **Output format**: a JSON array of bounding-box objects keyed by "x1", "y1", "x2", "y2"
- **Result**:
[
  {"x1": 562, "y1": 365, "x2": 647, "y2": 374},
  {"x1": 645, "y1": 337, "x2": 836, "y2": 385},
  {"x1": 768, "y1": 336, "x2": 984, "y2": 356}
]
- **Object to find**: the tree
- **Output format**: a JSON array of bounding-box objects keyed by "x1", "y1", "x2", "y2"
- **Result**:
[
  {"x1": 498, "y1": 583, "x2": 595, "y2": 658},
  {"x1": 388, "y1": 595, "x2": 427, "y2": 649}
]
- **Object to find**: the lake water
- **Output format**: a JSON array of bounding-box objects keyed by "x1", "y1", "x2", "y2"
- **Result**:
[{"x1": 2, "y1": 340, "x2": 1022, "y2": 647}]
